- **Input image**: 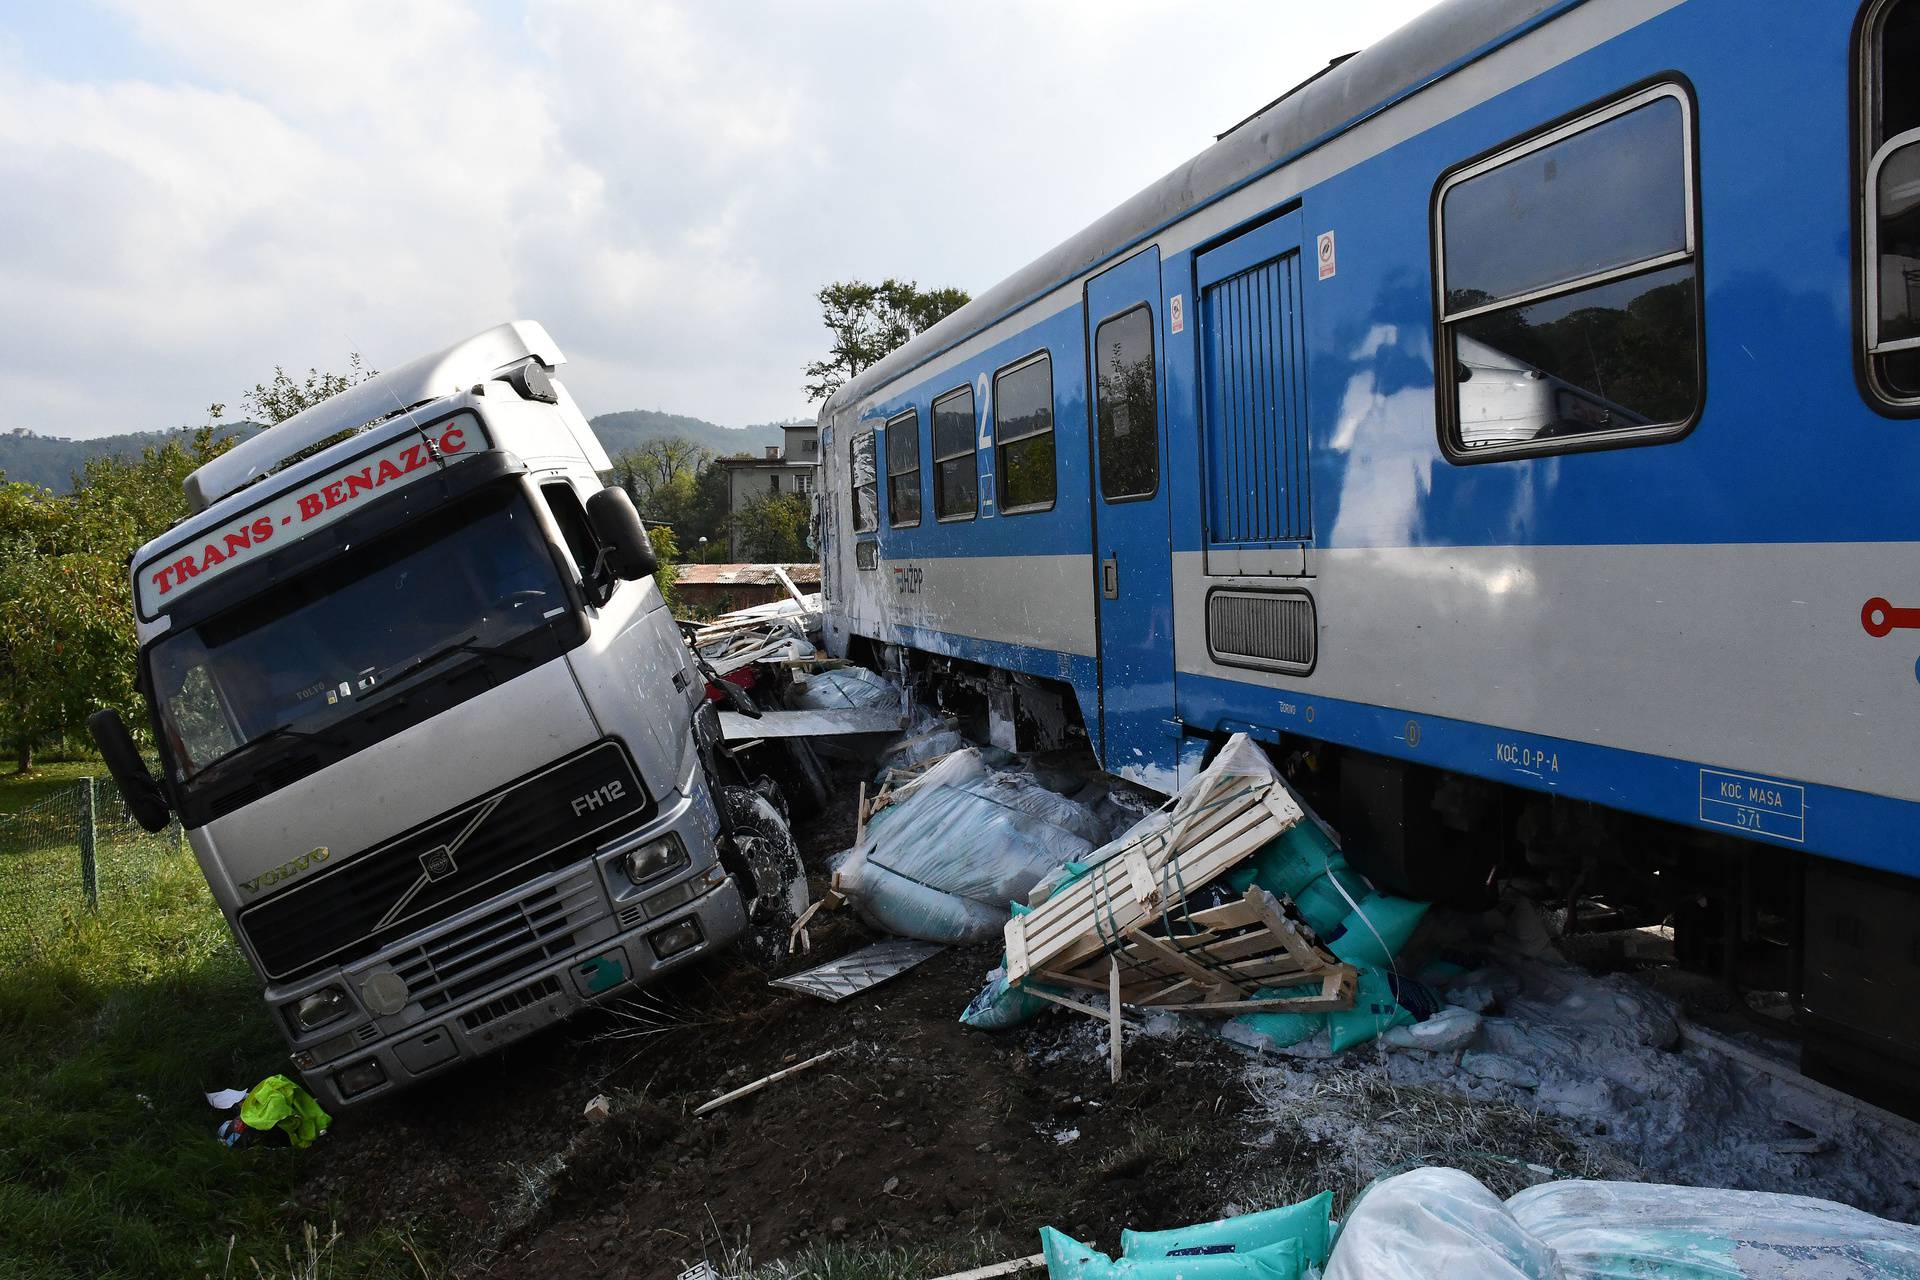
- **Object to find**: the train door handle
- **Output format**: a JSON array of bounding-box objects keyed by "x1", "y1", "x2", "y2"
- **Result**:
[{"x1": 1102, "y1": 555, "x2": 1119, "y2": 599}]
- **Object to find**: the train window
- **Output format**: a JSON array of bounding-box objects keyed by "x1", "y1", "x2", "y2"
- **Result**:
[
  {"x1": 932, "y1": 385, "x2": 978, "y2": 520},
  {"x1": 1436, "y1": 85, "x2": 1700, "y2": 457},
  {"x1": 993, "y1": 353, "x2": 1056, "y2": 513},
  {"x1": 885, "y1": 408, "x2": 921, "y2": 528},
  {"x1": 850, "y1": 428, "x2": 878, "y2": 535},
  {"x1": 1864, "y1": 0, "x2": 1920, "y2": 401},
  {"x1": 1093, "y1": 306, "x2": 1159, "y2": 501}
]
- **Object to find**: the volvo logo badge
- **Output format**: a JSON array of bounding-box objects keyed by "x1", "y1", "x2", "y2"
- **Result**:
[{"x1": 420, "y1": 847, "x2": 458, "y2": 881}]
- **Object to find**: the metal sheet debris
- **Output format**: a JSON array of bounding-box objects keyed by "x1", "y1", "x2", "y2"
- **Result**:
[
  {"x1": 718, "y1": 707, "x2": 904, "y2": 739},
  {"x1": 771, "y1": 938, "x2": 946, "y2": 1002}
]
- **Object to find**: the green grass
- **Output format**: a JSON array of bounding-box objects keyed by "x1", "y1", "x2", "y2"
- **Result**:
[
  {"x1": 0, "y1": 845, "x2": 443, "y2": 1278},
  {"x1": 0, "y1": 760, "x2": 104, "y2": 817}
]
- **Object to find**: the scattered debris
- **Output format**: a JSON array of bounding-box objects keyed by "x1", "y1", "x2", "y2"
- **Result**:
[
  {"x1": 691, "y1": 592, "x2": 824, "y2": 676},
  {"x1": 771, "y1": 938, "x2": 946, "y2": 1002},
  {"x1": 717, "y1": 706, "x2": 904, "y2": 739},
  {"x1": 691, "y1": 1046, "x2": 845, "y2": 1117},
  {"x1": 581, "y1": 1094, "x2": 611, "y2": 1123},
  {"x1": 216, "y1": 1074, "x2": 332, "y2": 1150},
  {"x1": 1001, "y1": 737, "x2": 1357, "y2": 1029}
]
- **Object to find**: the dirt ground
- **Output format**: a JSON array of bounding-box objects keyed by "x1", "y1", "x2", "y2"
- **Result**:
[{"x1": 290, "y1": 765, "x2": 1625, "y2": 1279}]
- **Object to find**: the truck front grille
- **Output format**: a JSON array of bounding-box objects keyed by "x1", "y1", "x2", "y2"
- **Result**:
[
  {"x1": 462, "y1": 975, "x2": 565, "y2": 1031},
  {"x1": 238, "y1": 739, "x2": 649, "y2": 981},
  {"x1": 391, "y1": 872, "x2": 602, "y2": 1013}
]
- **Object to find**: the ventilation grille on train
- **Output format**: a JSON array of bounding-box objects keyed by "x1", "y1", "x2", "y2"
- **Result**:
[{"x1": 1207, "y1": 589, "x2": 1316, "y2": 672}]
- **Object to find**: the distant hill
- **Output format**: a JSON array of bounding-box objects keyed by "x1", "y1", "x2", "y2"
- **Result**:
[
  {"x1": 0, "y1": 408, "x2": 810, "y2": 492},
  {"x1": 0, "y1": 425, "x2": 260, "y2": 492},
  {"x1": 587, "y1": 410, "x2": 802, "y2": 460}
]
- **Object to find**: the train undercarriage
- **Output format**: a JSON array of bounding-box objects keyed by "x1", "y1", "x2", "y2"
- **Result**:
[{"x1": 850, "y1": 635, "x2": 1920, "y2": 1117}]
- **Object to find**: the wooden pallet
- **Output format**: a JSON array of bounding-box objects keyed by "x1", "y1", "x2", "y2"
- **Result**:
[
  {"x1": 1002, "y1": 759, "x2": 1357, "y2": 1055},
  {"x1": 1004, "y1": 770, "x2": 1303, "y2": 985}
]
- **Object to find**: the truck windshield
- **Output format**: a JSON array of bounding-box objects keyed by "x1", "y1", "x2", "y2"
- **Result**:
[{"x1": 148, "y1": 483, "x2": 569, "y2": 783}]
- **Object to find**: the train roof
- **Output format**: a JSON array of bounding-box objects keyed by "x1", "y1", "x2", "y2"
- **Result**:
[{"x1": 821, "y1": 0, "x2": 1564, "y2": 420}]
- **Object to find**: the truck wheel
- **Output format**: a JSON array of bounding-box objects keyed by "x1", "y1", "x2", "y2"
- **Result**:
[{"x1": 717, "y1": 785, "x2": 809, "y2": 970}]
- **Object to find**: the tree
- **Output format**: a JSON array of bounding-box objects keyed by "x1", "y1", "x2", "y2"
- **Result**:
[
  {"x1": 647, "y1": 524, "x2": 680, "y2": 613},
  {"x1": 804, "y1": 278, "x2": 970, "y2": 402},
  {"x1": 0, "y1": 428, "x2": 236, "y2": 771},
  {"x1": 677, "y1": 456, "x2": 739, "y2": 555},
  {"x1": 243, "y1": 352, "x2": 377, "y2": 425},
  {"x1": 731, "y1": 491, "x2": 811, "y2": 563},
  {"x1": 612, "y1": 438, "x2": 711, "y2": 536}
]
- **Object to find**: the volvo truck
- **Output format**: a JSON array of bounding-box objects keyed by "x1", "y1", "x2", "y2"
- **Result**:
[{"x1": 89, "y1": 322, "x2": 793, "y2": 1110}]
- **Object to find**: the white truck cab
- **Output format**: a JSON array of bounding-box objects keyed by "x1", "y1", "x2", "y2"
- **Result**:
[{"x1": 91, "y1": 322, "x2": 756, "y2": 1110}]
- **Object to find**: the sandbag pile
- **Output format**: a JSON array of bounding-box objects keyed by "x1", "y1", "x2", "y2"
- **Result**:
[
  {"x1": 1036, "y1": 1169, "x2": 1920, "y2": 1279},
  {"x1": 1042, "y1": 1191, "x2": 1334, "y2": 1279}
]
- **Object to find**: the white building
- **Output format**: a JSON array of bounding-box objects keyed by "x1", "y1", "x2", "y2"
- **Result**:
[{"x1": 713, "y1": 423, "x2": 818, "y2": 558}]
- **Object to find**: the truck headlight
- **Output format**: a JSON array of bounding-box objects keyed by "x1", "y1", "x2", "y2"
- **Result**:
[
  {"x1": 623, "y1": 836, "x2": 687, "y2": 886},
  {"x1": 289, "y1": 985, "x2": 352, "y2": 1033}
]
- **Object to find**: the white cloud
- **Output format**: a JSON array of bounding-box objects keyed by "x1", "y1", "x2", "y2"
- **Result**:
[{"x1": 0, "y1": 0, "x2": 1437, "y2": 438}]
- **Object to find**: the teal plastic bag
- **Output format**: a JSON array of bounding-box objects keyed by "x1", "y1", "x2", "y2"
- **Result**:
[
  {"x1": 961, "y1": 965, "x2": 1057, "y2": 1030},
  {"x1": 1290, "y1": 864, "x2": 1372, "y2": 937},
  {"x1": 1327, "y1": 894, "x2": 1429, "y2": 968},
  {"x1": 1121, "y1": 1191, "x2": 1334, "y2": 1270},
  {"x1": 1326, "y1": 966, "x2": 1416, "y2": 1053},
  {"x1": 1041, "y1": 1227, "x2": 1302, "y2": 1279},
  {"x1": 1235, "y1": 820, "x2": 1343, "y2": 901},
  {"x1": 1226, "y1": 991, "x2": 1327, "y2": 1051}
]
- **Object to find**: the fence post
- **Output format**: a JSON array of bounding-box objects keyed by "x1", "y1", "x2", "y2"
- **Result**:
[{"x1": 80, "y1": 778, "x2": 99, "y2": 911}]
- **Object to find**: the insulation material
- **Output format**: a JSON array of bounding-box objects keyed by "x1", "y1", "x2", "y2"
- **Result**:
[
  {"x1": 1323, "y1": 1167, "x2": 1920, "y2": 1280},
  {"x1": 833, "y1": 774, "x2": 1095, "y2": 944}
]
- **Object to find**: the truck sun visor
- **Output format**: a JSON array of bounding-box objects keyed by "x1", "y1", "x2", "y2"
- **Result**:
[{"x1": 135, "y1": 414, "x2": 489, "y2": 619}]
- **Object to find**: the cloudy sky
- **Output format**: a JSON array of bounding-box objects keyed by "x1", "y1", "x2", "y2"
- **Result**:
[{"x1": 2, "y1": 1, "x2": 1436, "y2": 440}]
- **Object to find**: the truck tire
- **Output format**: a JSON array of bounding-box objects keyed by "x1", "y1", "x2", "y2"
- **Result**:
[{"x1": 717, "y1": 785, "x2": 809, "y2": 970}]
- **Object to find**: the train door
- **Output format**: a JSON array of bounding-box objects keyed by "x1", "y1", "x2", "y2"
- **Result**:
[
  {"x1": 1085, "y1": 247, "x2": 1178, "y2": 788},
  {"x1": 1194, "y1": 209, "x2": 1312, "y2": 559}
]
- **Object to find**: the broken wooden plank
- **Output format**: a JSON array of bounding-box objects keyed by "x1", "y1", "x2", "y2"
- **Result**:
[
  {"x1": 1151, "y1": 966, "x2": 1356, "y2": 1016},
  {"x1": 929, "y1": 1255, "x2": 1047, "y2": 1280},
  {"x1": 1108, "y1": 956, "x2": 1123, "y2": 1084},
  {"x1": 693, "y1": 1046, "x2": 844, "y2": 1116}
]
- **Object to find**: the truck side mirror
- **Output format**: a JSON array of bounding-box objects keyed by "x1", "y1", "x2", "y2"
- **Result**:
[
  {"x1": 85, "y1": 709, "x2": 173, "y2": 834},
  {"x1": 586, "y1": 486, "x2": 660, "y2": 581}
]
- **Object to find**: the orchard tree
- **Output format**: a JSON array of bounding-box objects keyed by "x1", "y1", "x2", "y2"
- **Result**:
[
  {"x1": 804, "y1": 278, "x2": 969, "y2": 403},
  {"x1": 0, "y1": 428, "x2": 235, "y2": 771}
]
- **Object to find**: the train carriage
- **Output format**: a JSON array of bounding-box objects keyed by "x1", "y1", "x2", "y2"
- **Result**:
[{"x1": 815, "y1": 0, "x2": 1920, "y2": 1097}]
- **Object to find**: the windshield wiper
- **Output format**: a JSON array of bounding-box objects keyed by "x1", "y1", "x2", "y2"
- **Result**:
[
  {"x1": 362, "y1": 634, "x2": 538, "y2": 705},
  {"x1": 191, "y1": 721, "x2": 332, "y2": 787}
]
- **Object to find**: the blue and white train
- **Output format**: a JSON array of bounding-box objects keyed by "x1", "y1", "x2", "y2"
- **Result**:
[{"x1": 815, "y1": 0, "x2": 1920, "y2": 1095}]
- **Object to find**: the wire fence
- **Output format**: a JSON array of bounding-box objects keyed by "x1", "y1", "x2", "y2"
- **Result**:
[{"x1": 0, "y1": 778, "x2": 192, "y2": 963}]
